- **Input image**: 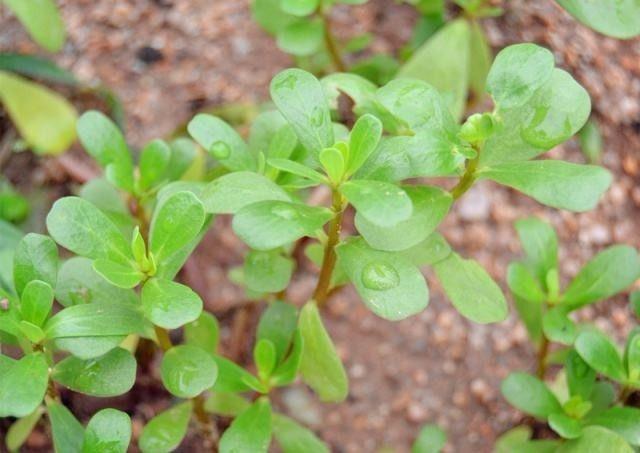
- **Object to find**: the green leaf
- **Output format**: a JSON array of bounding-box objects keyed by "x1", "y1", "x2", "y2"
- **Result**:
[
  {"x1": 204, "y1": 392, "x2": 250, "y2": 417},
  {"x1": 92, "y1": 259, "x2": 143, "y2": 289},
  {"x1": 0, "y1": 53, "x2": 77, "y2": 85},
  {"x1": 575, "y1": 330, "x2": 626, "y2": 382},
  {"x1": 0, "y1": 353, "x2": 48, "y2": 417},
  {"x1": 52, "y1": 348, "x2": 136, "y2": 397},
  {"x1": 212, "y1": 355, "x2": 263, "y2": 393},
  {"x1": 507, "y1": 262, "x2": 545, "y2": 303},
  {"x1": 578, "y1": 119, "x2": 602, "y2": 164},
  {"x1": 519, "y1": 69, "x2": 591, "y2": 149},
  {"x1": 232, "y1": 200, "x2": 332, "y2": 250},
  {"x1": 562, "y1": 245, "x2": 640, "y2": 309},
  {"x1": 272, "y1": 414, "x2": 329, "y2": 453},
  {"x1": 319, "y1": 147, "x2": 345, "y2": 184},
  {"x1": 78, "y1": 179, "x2": 132, "y2": 233},
  {"x1": 20, "y1": 280, "x2": 54, "y2": 327},
  {"x1": 543, "y1": 307, "x2": 577, "y2": 345},
  {"x1": 166, "y1": 138, "x2": 197, "y2": 181},
  {"x1": 548, "y1": 413, "x2": 583, "y2": 439},
  {"x1": 625, "y1": 328, "x2": 640, "y2": 382},
  {"x1": 412, "y1": 424, "x2": 447, "y2": 453},
  {"x1": 257, "y1": 301, "x2": 298, "y2": 363},
  {"x1": 270, "y1": 69, "x2": 334, "y2": 154},
  {"x1": 557, "y1": 426, "x2": 633, "y2": 453},
  {"x1": 341, "y1": 180, "x2": 412, "y2": 227},
  {"x1": 201, "y1": 171, "x2": 291, "y2": 214},
  {"x1": 161, "y1": 345, "x2": 218, "y2": 398},
  {"x1": 267, "y1": 158, "x2": 328, "y2": 184},
  {"x1": 6, "y1": 407, "x2": 44, "y2": 452},
  {"x1": 77, "y1": 111, "x2": 134, "y2": 191},
  {"x1": 433, "y1": 252, "x2": 507, "y2": 324},
  {"x1": 141, "y1": 278, "x2": 202, "y2": 329},
  {"x1": 514, "y1": 217, "x2": 558, "y2": 285},
  {"x1": 355, "y1": 185, "x2": 451, "y2": 251},
  {"x1": 280, "y1": 0, "x2": 319, "y2": 16},
  {"x1": 399, "y1": 232, "x2": 451, "y2": 267},
  {"x1": 0, "y1": 71, "x2": 77, "y2": 155},
  {"x1": 149, "y1": 191, "x2": 206, "y2": 269},
  {"x1": 276, "y1": 19, "x2": 324, "y2": 56},
  {"x1": 486, "y1": 43, "x2": 554, "y2": 108},
  {"x1": 0, "y1": 190, "x2": 29, "y2": 223},
  {"x1": 139, "y1": 401, "x2": 192, "y2": 453},
  {"x1": 467, "y1": 20, "x2": 491, "y2": 98},
  {"x1": 18, "y1": 320, "x2": 45, "y2": 343},
  {"x1": 2, "y1": 0, "x2": 65, "y2": 51},
  {"x1": 251, "y1": 0, "x2": 296, "y2": 34},
  {"x1": 254, "y1": 339, "x2": 277, "y2": 381},
  {"x1": 56, "y1": 257, "x2": 138, "y2": 307},
  {"x1": 479, "y1": 160, "x2": 612, "y2": 212},
  {"x1": 336, "y1": 238, "x2": 429, "y2": 320},
  {"x1": 557, "y1": 0, "x2": 640, "y2": 39},
  {"x1": 45, "y1": 302, "x2": 147, "y2": 345},
  {"x1": 586, "y1": 407, "x2": 640, "y2": 446},
  {"x1": 82, "y1": 409, "x2": 131, "y2": 453},
  {"x1": 397, "y1": 19, "x2": 470, "y2": 119},
  {"x1": 219, "y1": 398, "x2": 272, "y2": 453},
  {"x1": 565, "y1": 350, "x2": 596, "y2": 401},
  {"x1": 184, "y1": 312, "x2": 219, "y2": 355},
  {"x1": 46, "y1": 197, "x2": 133, "y2": 264},
  {"x1": 139, "y1": 139, "x2": 171, "y2": 190},
  {"x1": 187, "y1": 114, "x2": 256, "y2": 171},
  {"x1": 244, "y1": 250, "x2": 294, "y2": 293},
  {"x1": 299, "y1": 301, "x2": 348, "y2": 402},
  {"x1": 13, "y1": 233, "x2": 58, "y2": 296},
  {"x1": 501, "y1": 372, "x2": 562, "y2": 419},
  {"x1": 270, "y1": 330, "x2": 303, "y2": 387},
  {"x1": 47, "y1": 401, "x2": 84, "y2": 453},
  {"x1": 346, "y1": 114, "x2": 383, "y2": 176}
]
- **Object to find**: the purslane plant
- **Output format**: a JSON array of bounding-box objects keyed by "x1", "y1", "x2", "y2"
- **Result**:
[
  {"x1": 0, "y1": 42, "x2": 614, "y2": 451},
  {"x1": 499, "y1": 218, "x2": 640, "y2": 450}
]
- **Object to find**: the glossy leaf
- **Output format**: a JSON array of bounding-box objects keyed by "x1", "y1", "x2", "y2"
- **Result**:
[
  {"x1": 514, "y1": 217, "x2": 558, "y2": 285},
  {"x1": 501, "y1": 372, "x2": 562, "y2": 419},
  {"x1": 141, "y1": 278, "x2": 202, "y2": 329},
  {"x1": 161, "y1": 345, "x2": 218, "y2": 398},
  {"x1": 549, "y1": 413, "x2": 583, "y2": 439},
  {"x1": 0, "y1": 353, "x2": 48, "y2": 417},
  {"x1": 347, "y1": 114, "x2": 383, "y2": 176},
  {"x1": 20, "y1": 280, "x2": 54, "y2": 327},
  {"x1": 299, "y1": 302, "x2": 348, "y2": 402},
  {"x1": 341, "y1": 180, "x2": 412, "y2": 227},
  {"x1": 557, "y1": 0, "x2": 640, "y2": 39},
  {"x1": 47, "y1": 401, "x2": 84, "y2": 453},
  {"x1": 219, "y1": 398, "x2": 272, "y2": 453},
  {"x1": 586, "y1": 407, "x2": 640, "y2": 446},
  {"x1": 184, "y1": 312, "x2": 219, "y2": 355},
  {"x1": 13, "y1": 233, "x2": 58, "y2": 296},
  {"x1": 257, "y1": 301, "x2": 298, "y2": 363},
  {"x1": 273, "y1": 414, "x2": 329, "y2": 453},
  {"x1": 92, "y1": 259, "x2": 142, "y2": 289},
  {"x1": 575, "y1": 330, "x2": 626, "y2": 382},
  {"x1": 565, "y1": 350, "x2": 596, "y2": 401},
  {"x1": 557, "y1": 426, "x2": 633, "y2": 453},
  {"x1": 81, "y1": 409, "x2": 132, "y2": 453},
  {"x1": 139, "y1": 139, "x2": 171, "y2": 190},
  {"x1": 204, "y1": 392, "x2": 250, "y2": 417},
  {"x1": 139, "y1": 401, "x2": 192, "y2": 453},
  {"x1": 212, "y1": 355, "x2": 263, "y2": 393},
  {"x1": 244, "y1": 250, "x2": 294, "y2": 293},
  {"x1": 507, "y1": 262, "x2": 545, "y2": 303},
  {"x1": 543, "y1": 307, "x2": 577, "y2": 345}
]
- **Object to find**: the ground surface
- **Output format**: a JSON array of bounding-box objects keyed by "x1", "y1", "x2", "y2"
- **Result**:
[{"x1": 1, "y1": 0, "x2": 640, "y2": 451}]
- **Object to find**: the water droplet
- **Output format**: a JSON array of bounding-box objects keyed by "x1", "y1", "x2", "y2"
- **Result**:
[
  {"x1": 270, "y1": 204, "x2": 297, "y2": 220},
  {"x1": 361, "y1": 262, "x2": 399, "y2": 291},
  {"x1": 210, "y1": 141, "x2": 231, "y2": 159},
  {"x1": 310, "y1": 107, "x2": 324, "y2": 128}
]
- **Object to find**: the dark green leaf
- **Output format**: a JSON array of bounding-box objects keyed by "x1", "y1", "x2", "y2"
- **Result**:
[
  {"x1": 47, "y1": 401, "x2": 84, "y2": 453},
  {"x1": 161, "y1": 345, "x2": 218, "y2": 398},
  {"x1": 139, "y1": 401, "x2": 192, "y2": 453},
  {"x1": 212, "y1": 355, "x2": 263, "y2": 393},
  {"x1": 0, "y1": 53, "x2": 76, "y2": 85},
  {"x1": 0, "y1": 353, "x2": 48, "y2": 417},
  {"x1": 20, "y1": 280, "x2": 54, "y2": 327},
  {"x1": 81, "y1": 408, "x2": 131, "y2": 453},
  {"x1": 244, "y1": 250, "x2": 294, "y2": 293},
  {"x1": 542, "y1": 307, "x2": 577, "y2": 345},
  {"x1": 257, "y1": 301, "x2": 298, "y2": 363},
  {"x1": 565, "y1": 350, "x2": 596, "y2": 401},
  {"x1": 204, "y1": 392, "x2": 250, "y2": 417},
  {"x1": 501, "y1": 372, "x2": 562, "y2": 419},
  {"x1": 586, "y1": 407, "x2": 640, "y2": 446},
  {"x1": 184, "y1": 312, "x2": 219, "y2": 355},
  {"x1": 13, "y1": 233, "x2": 58, "y2": 296},
  {"x1": 575, "y1": 330, "x2": 626, "y2": 382},
  {"x1": 141, "y1": 278, "x2": 202, "y2": 329},
  {"x1": 219, "y1": 398, "x2": 272, "y2": 453}
]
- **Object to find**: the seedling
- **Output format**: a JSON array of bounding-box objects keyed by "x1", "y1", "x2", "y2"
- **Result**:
[
  {"x1": 500, "y1": 218, "x2": 640, "y2": 450},
  {"x1": 0, "y1": 42, "x2": 617, "y2": 451}
]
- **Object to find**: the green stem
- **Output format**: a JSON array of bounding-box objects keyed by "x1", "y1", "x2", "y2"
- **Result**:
[
  {"x1": 450, "y1": 155, "x2": 479, "y2": 200},
  {"x1": 320, "y1": 10, "x2": 346, "y2": 72},
  {"x1": 313, "y1": 190, "x2": 345, "y2": 307},
  {"x1": 536, "y1": 335, "x2": 550, "y2": 379}
]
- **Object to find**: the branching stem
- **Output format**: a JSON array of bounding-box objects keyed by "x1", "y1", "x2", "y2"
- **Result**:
[{"x1": 314, "y1": 190, "x2": 345, "y2": 307}]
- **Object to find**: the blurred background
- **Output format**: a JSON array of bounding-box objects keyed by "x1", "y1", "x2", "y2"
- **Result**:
[{"x1": 1, "y1": 0, "x2": 640, "y2": 451}]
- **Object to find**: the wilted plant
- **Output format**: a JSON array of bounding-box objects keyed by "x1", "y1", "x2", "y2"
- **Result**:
[{"x1": 0, "y1": 42, "x2": 618, "y2": 451}]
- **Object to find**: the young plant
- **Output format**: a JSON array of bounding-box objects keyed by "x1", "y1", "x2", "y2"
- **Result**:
[
  {"x1": 0, "y1": 41, "x2": 614, "y2": 451},
  {"x1": 499, "y1": 218, "x2": 640, "y2": 450}
]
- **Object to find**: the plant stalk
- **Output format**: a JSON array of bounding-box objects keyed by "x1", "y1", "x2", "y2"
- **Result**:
[
  {"x1": 313, "y1": 190, "x2": 344, "y2": 307},
  {"x1": 320, "y1": 10, "x2": 346, "y2": 72},
  {"x1": 536, "y1": 335, "x2": 550, "y2": 379},
  {"x1": 450, "y1": 155, "x2": 479, "y2": 200}
]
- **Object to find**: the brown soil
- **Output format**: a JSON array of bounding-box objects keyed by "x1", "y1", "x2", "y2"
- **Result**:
[{"x1": 1, "y1": 0, "x2": 640, "y2": 452}]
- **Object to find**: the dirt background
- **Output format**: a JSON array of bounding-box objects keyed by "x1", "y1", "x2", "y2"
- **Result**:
[{"x1": 2, "y1": 0, "x2": 640, "y2": 452}]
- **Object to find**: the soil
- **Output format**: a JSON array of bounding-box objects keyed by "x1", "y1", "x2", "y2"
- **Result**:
[{"x1": 1, "y1": 0, "x2": 640, "y2": 452}]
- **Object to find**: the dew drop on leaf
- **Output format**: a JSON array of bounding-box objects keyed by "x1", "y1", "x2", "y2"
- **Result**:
[
  {"x1": 361, "y1": 261, "x2": 400, "y2": 290},
  {"x1": 210, "y1": 141, "x2": 231, "y2": 159}
]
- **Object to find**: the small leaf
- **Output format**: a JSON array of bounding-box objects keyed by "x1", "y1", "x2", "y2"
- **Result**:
[
  {"x1": 13, "y1": 233, "x2": 58, "y2": 296},
  {"x1": 141, "y1": 278, "x2": 202, "y2": 329},
  {"x1": 557, "y1": 0, "x2": 640, "y2": 39},
  {"x1": 412, "y1": 424, "x2": 447, "y2": 453},
  {"x1": 267, "y1": 158, "x2": 328, "y2": 184},
  {"x1": 3, "y1": 0, "x2": 65, "y2": 50},
  {"x1": 139, "y1": 139, "x2": 171, "y2": 190},
  {"x1": 82, "y1": 408, "x2": 132, "y2": 453},
  {"x1": 562, "y1": 245, "x2": 640, "y2": 309},
  {"x1": 92, "y1": 259, "x2": 143, "y2": 289},
  {"x1": 549, "y1": 413, "x2": 583, "y2": 439},
  {"x1": 77, "y1": 111, "x2": 134, "y2": 192},
  {"x1": 319, "y1": 147, "x2": 345, "y2": 184},
  {"x1": 575, "y1": 330, "x2": 626, "y2": 382},
  {"x1": 273, "y1": 413, "x2": 329, "y2": 453},
  {"x1": 434, "y1": 252, "x2": 508, "y2": 324},
  {"x1": 254, "y1": 339, "x2": 277, "y2": 381},
  {"x1": 336, "y1": 238, "x2": 429, "y2": 320},
  {"x1": 578, "y1": 119, "x2": 602, "y2": 164},
  {"x1": 557, "y1": 426, "x2": 633, "y2": 453},
  {"x1": 257, "y1": 301, "x2": 298, "y2": 363},
  {"x1": 47, "y1": 401, "x2": 84, "y2": 453},
  {"x1": 479, "y1": 160, "x2": 612, "y2": 212},
  {"x1": 232, "y1": 200, "x2": 332, "y2": 251},
  {"x1": 467, "y1": 20, "x2": 491, "y2": 99},
  {"x1": 184, "y1": 312, "x2": 219, "y2": 355},
  {"x1": 149, "y1": 191, "x2": 206, "y2": 269},
  {"x1": 280, "y1": 0, "x2": 319, "y2": 16},
  {"x1": 341, "y1": 180, "x2": 412, "y2": 227},
  {"x1": 139, "y1": 401, "x2": 192, "y2": 453},
  {"x1": 276, "y1": 19, "x2": 324, "y2": 56},
  {"x1": 6, "y1": 407, "x2": 44, "y2": 452},
  {"x1": 20, "y1": 280, "x2": 54, "y2": 327},
  {"x1": 46, "y1": 197, "x2": 133, "y2": 265},
  {"x1": 507, "y1": 262, "x2": 545, "y2": 303},
  {"x1": 0, "y1": 353, "x2": 48, "y2": 417},
  {"x1": 219, "y1": 398, "x2": 272, "y2": 453},
  {"x1": 565, "y1": 350, "x2": 596, "y2": 401},
  {"x1": 486, "y1": 43, "x2": 554, "y2": 108},
  {"x1": 501, "y1": 372, "x2": 562, "y2": 419},
  {"x1": 299, "y1": 301, "x2": 348, "y2": 402},
  {"x1": 270, "y1": 330, "x2": 303, "y2": 387},
  {"x1": 187, "y1": 114, "x2": 256, "y2": 171},
  {"x1": 586, "y1": 407, "x2": 640, "y2": 446},
  {"x1": 270, "y1": 69, "x2": 334, "y2": 154},
  {"x1": 514, "y1": 217, "x2": 558, "y2": 285},
  {"x1": 204, "y1": 392, "x2": 250, "y2": 417},
  {"x1": 52, "y1": 348, "x2": 136, "y2": 397},
  {"x1": 212, "y1": 355, "x2": 263, "y2": 393},
  {"x1": 201, "y1": 171, "x2": 291, "y2": 214},
  {"x1": 543, "y1": 307, "x2": 577, "y2": 345},
  {"x1": 161, "y1": 345, "x2": 218, "y2": 398},
  {"x1": 244, "y1": 250, "x2": 294, "y2": 293},
  {"x1": 347, "y1": 114, "x2": 383, "y2": 176}
]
